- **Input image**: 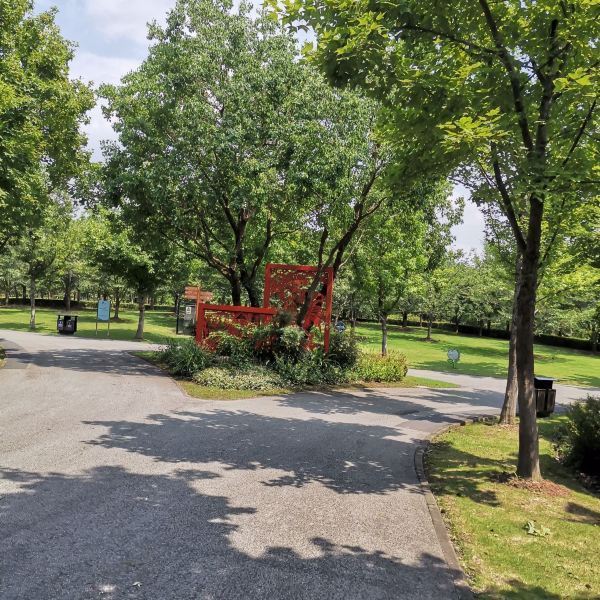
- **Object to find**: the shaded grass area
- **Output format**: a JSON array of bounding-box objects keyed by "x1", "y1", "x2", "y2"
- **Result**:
[
  {"x1": 133, "y1": 351, "x2": 456, "y2": 400},
  {"x1": 356, "y1": 323, "x2": 600, "y2": 388},
  {"x1": 0, "y1": 306, "x2": 175, "y2": 343},
  {"x1": 427, "y1": 418, "x2": 600, "y2": 599}
]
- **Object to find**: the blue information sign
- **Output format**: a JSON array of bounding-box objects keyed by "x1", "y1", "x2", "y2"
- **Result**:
[{"x1": 97, "y1": 300, "x2": 111, "y2": 322}]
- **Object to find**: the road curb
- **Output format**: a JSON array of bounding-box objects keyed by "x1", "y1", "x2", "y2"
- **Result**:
[{"x1": 414, "y1": 415, "x2": 497, "y2": 600}]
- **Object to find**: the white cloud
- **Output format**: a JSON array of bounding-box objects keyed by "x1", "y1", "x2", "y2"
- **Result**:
[
  {"x1": 84, "y1": 0, "x2": 176, "y2": 46},
  {"x1": 69, "y1": 53, "x2": 140, "y2": 158},
  {"x1": 452, "y1": 190, "x2": 486, "y2": 254},
  {"x1": 71, "y1": 52, "x2": 140, "y2": 86}
]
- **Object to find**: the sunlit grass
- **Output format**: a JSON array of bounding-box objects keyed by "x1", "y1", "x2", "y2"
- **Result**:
[
  {"x1": 355, "y1": 323, "x2": 600, "y2": 388},
  {"x1": 0, "y1": 305, "x2": 175, "y2": 343},
  {"x1": 427, "y1": 418, "x2": 600, "y2": 598}
]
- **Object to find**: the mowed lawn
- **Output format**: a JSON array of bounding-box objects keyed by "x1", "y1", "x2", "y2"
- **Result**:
[
  {"x1": 427, "y1": 418, "x2": 600, "y2": 599},
  {"x1": 355, "y1": 322, "x2": 600, "y2": 388},
  {"x1": 0, "y1": 306, "x2": 175, "y2": 344},
  {"x1": 1, "y1": 307, "x2": 598, "y2": 387}
]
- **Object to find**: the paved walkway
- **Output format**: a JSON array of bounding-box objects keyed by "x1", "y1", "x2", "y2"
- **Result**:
[{"x1": 0, "y1": 330, "x2": 595, "y2": 599}]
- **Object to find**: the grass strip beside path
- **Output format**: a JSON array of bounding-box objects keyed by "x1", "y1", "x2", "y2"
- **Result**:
[{"x1": 427, "y1": 418, "x2": 600, "y2": 599}]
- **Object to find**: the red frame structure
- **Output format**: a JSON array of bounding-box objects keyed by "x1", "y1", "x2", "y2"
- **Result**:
[
  {"x1": 263, "y1": 264, "x2": 334, "y2": 352},
  {"x1": 195, "y1": 263, "x2": 334, "y2": 352},
  {"x1": 195, "y1": 304, "x2": 276, "y2": 346}
]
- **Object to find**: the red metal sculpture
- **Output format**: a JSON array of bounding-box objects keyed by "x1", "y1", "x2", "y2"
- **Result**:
[
  {"x1": 263, "y1": 264, "x2": 334, "y2": 351},
  {"x1": 195, "y1": 263, "x2": 334, "y2": 351}
]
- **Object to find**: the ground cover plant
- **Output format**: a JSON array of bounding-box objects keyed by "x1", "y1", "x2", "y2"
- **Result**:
[{"x1": 427, "y1": 418, "x2": 600, "y2": 598}]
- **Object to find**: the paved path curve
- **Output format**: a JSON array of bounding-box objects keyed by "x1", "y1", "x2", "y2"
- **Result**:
[{"x1": 0, "y1": 330, "x2": 595, "y2": 600}]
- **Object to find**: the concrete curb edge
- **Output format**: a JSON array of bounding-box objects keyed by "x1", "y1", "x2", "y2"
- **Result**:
[{"x1": 414, "y1": 415, "x2": 498, "y2": 600}]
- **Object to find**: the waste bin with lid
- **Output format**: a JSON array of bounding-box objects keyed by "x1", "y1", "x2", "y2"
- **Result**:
[
  {"x1": 57, "y1": 314, "x2": 78, "y2": 335},
  {"x1": 534, "y1": 376, "x2": 556, "y2": 417}
]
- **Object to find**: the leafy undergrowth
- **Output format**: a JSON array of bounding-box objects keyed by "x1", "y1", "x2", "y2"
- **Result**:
[
  {"x1": 132, "y1": 351, "x2": 456, "y2": 400},
  {"x1": 427, "y1": 418, "x2": 600, "y2": 599}
]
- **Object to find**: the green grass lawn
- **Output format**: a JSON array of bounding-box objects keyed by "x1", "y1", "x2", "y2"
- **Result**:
[
  {"x1": 356, "y1": 323, "x2": 600, "y2": 388},
  {"x1": 1, "y1": 306, "x2": 597, "y2": 386},
  {"x1": 427, "y1": 418, "x2": 600, "y2": 599},
  {"x1": 0, "y1": 305, "x2": 175, "y2": 343}
]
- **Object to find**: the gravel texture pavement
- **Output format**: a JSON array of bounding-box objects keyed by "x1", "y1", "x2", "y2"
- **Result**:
[{"x1": 1, "y1": 330, "x2": 595, "y2": 599}]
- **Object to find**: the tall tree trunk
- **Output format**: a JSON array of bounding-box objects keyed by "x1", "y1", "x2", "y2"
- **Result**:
[
  {"x1": 380, "y1": 313, "x2": 388, "y2": 356},
  {"x1": 245, "y1": 283, "x2": 261, "y2": 308},
  {"x1": 591, "y1": 326, "x2": 598, "y2": 353},
  {"x1": 402, "y1": 311, "x2": 408, "y2": 328},
  {"x1": 4, "y1": 288, "x2": 9, "y2": 305},
  {"x1": 500, "y1": 316, "x2": 518, "y2": 425},
  {"x1": 478, "y1": 321, "x2": 483, "y2": 337},
  {"x1": 29, "y1": 276, "x2": 36, "y2": 329},
  {"x1": 230, "y1": 275, "x2": 242, "y2": 306},
  {"x1": 150, "y1": 296, "x2": 155, "y2": 310},
  {"x1": 500, "y1": 260, "x2": 521, "y2": 425},
  {"x1": 426, "y1": 316, "x2": 432, "y2": 341},
  {"x1": 22, "y1": 284, "x2": 26, "y2": 304},
  {"x1": 515, "y1": 202, "x2": 543, "y2": 481},
  {"x1": 419, "y1": 314, "x2": 423, "y2": 327},
  {"x1": 487, "y1": 319, "x2": 491, "y2": 335},
  {"x1": 455, "y1": 316, "x2": 459, "y2": 333},
  {"x1": 135, "y1": 296, "x2": 145, "y2": 340},
  {"x1": 64, "y1": 273, "x2": 72, "y2": 313},
  {"x1": 113, "y1": 289, "x2": 121, "y2": 320}
]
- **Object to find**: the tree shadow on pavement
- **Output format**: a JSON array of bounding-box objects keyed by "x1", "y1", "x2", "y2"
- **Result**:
[
  {"x1": 1, "y1": 465, "x2": 458, "y2": 600},
  {"x1": 84, "y1": 409, "x2": 424, "y2": 495},
  {"x1": 2, "y1": 347, "x2": 163, "y2": 377},
  {"x1": 276, "y1": 387, "x2": 503, "y2": 419}
]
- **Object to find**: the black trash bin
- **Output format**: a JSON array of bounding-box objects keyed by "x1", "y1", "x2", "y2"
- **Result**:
[
  {"x1": 534, "y1": 376, "x2": 556, "y2": 417},
  {"x1": 57, "y1": 314, "x2": 78, "y2": 335}
]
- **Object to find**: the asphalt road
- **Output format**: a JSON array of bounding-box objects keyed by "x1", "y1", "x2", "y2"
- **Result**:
[{"x1": 0, "y1": 330, "x2": 595, "y2": 600}]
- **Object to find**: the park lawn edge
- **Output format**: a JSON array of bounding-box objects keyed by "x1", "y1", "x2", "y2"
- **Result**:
[
  {"x1": 425, "y1": 417, "x2": 600, "y2": 599},
  {"x1": 131, "y1": 351, "x2": 458, "y2": 400}
]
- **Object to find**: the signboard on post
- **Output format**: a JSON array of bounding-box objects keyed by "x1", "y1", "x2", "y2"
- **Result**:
[
  {"x1": 184, "y1": 286, "x2": 201, "y2": 301},
  {"x1": 96, "y1": 299, "x2": 111, "y2": 336}
]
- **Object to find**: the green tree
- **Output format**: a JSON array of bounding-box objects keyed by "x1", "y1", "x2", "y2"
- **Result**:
[
  {"x1": 102, "y1": 0, "x2": 422, "y2": 324},
  {"x1": 279, "y1": 0, "x2": 598, "y2": 480},
  {"x1": 85, "y1": 212, "x2": 172, "y2": 340},
  {"x1": 0, "y1": 1, "x2": 93, "y2": 251}
]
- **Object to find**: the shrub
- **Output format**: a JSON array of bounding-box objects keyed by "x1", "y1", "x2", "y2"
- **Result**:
[
  {"x1": 327, "y1": 332, "x2": 359, "y2": 368},
  {"x1": 251, "y1": 324, "x2": 307, "y2": 362},
  {"x1": 192, "y1": 365, "x2": 285, "y2": 391},
  {"x1": 557, "y1": 395, "x2": 600, "y2": 476},
  {"x1": 159, "y1": 338, "x2": 213, "y2": 377},
  {"x1": 274, "y1": 349, "x2": 349, "y2": 387},
  {"x1": 351, "y1": 351, "x2": 408, "y2": 383},
  {"x1": 207, "y1": 330, "x2": 254, "y2": 367},
  {"x1": 274, "y1": 325, "x2": 306, "y2": 361}
]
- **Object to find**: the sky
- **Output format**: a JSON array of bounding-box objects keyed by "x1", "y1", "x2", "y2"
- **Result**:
[{"x1": 35, "y1": 0, "x2": 486, "y2": 253}]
